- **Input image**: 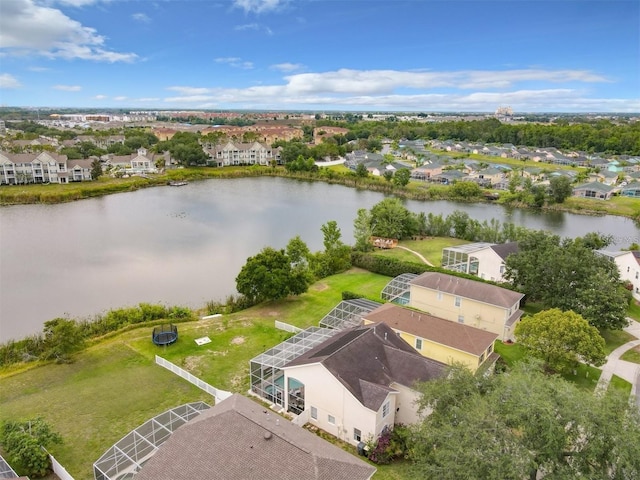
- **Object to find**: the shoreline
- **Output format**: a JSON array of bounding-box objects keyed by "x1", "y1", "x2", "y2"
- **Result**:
[{"x1": 1, "y1": 166, "x2": 639, "y2": 221}]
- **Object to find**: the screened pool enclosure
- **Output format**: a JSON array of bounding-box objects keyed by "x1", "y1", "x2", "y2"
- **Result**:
[{"x1": 93, "y1": 401, "x2": 210, "y2": 480}]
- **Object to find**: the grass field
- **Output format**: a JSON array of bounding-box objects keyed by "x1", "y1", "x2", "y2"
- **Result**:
[
  {"x1": 0, "y1": 269, "x2": 391, "y2": 480},
  {"x1": 372, "y1": 237, "x2": 470, "y2": 266}
]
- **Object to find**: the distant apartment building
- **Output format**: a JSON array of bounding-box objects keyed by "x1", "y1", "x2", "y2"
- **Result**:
[{"x1": 205, "y1": 141, "x2": 282, "y2": 167}]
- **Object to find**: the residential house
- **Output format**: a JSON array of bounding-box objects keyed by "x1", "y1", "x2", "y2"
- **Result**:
[
  {"x1": 205, "y1": 141, "x2": 281, "y2": 167},
  {"x1": 431, "y1": 169, "x2": 466, "y2": 184},
  {"x1": 408, "y1": 272, "x2": 525, "y2": 341},
  {"x1": 363, "y1": 303, "x2": 498, "y2": 372},
  {"x1": 281, "y1": 323, "x2": 446, "y2": 446},
  {"x1": 76, "y1": 134, "x2": 125, "y2": 149},
  {"x1": 135, "y1": 394, "x2": 376, "y2": 480},
  {"x1": 621, "y1": 182, "x2": 640, "y2": 198},
  {"x1": 572, "y1": 181, "x2": 614, "y2": 200},
  {"x1": 597, "y1": 250, "x2": 640, "y2": 301},
  {"x1": 68, "y1": 159, "x2": 93, "y2": 181},
  {"x1": 441, "y1": 241, "x2": 519, "y2": 282},
  {"x1": 475, "y1": 166, "x2": 506, "y2": 186},
  {"x1": 410, "y1": 161, "x2": 446, "y2": 180}
]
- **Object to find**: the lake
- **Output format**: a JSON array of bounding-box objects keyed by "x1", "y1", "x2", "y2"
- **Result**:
[{"x1": 1, "y1": 177, "x2": 638, "y2": 342}]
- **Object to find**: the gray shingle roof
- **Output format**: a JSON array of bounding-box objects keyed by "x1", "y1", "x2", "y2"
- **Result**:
[
  {"x1": 410, "y1": 272, "x2": 524, "y2": 308},
  {"x1": 490, "y1": 241, "x2": 519, "y2": 261},
  {"x1": 135, "y1": 394, "x2": 376, "y2": 480},
  {"x1": 285, "y1": 323, "x2": 446, "y2": 410}
]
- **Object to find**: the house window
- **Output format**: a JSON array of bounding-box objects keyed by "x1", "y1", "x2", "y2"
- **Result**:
[
  {"x1": 328, "y1": 415, "x2": 335, "y2": 425},
  {"x1": 488, "y1": 343, "x2": 493, "y2": 353},
  {"x1": 479, "y1": 352, "x2": 485, "y2": 363},
  {"x1": 500, "y1": 265, "x2": 505, "y2": 274},
  {"x1": 437, "y1": 291, "x2": 442, "y2": 301},
  {"x1": 415, "y1": 338, "x2": 422, "y2": 350},
  {"x1": 311, "y1": 406, "x2": 317, "y2": 420},
  {"x1": 458, "y1": 315, "x2": 464, "y2": 324},
  {"x1": 636, "y1": 272, "x2": 638, "y2": 279},
  {"x1": 382, "y1": 402, "x2": 390, "y2": 418},
  {"x1": 354, "y1": 428, "x2": 362, "y2": 442},
  {"x1": 455, "y1": 296, "x2": 461, "y2": 307}
]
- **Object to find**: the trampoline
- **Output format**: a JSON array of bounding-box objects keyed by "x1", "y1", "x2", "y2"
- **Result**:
[{"x1": 152, "y1": 324, "x2": 178, "y2": 346}]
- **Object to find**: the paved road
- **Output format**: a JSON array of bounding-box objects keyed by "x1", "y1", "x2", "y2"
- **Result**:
[{"x1": 596, "y1": 319, "x2": 640, "y2": 406}]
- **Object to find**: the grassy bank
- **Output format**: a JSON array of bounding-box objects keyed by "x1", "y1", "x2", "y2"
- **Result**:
[{"x1": 2, "y1": 165, "x2": 638, "y2": 221}]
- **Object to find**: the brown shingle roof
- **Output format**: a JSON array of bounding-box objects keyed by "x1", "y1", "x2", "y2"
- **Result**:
[
  {"x1": 490, "y1": 241, "x2": 519, "y2": 261},
  {"x1": 135, "y1": 394, "x2": 376, "y2": 480},
  {"x1": 410, "y1": 272, "x2": 524, "y2": 308},
  {"x1": 364, "y1": 303, "x2": 498, "y2": 356},
  {"x1": 285, "y1": 323, "x2": 446, "y2": 410}
]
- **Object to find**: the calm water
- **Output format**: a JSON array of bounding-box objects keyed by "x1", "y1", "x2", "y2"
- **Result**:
[{"x1": 1, "y1": 177, "x2": 639, "y2": 342}]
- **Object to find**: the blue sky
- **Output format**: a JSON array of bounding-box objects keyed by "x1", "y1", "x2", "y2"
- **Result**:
[{"x1": 0, "y1": 0, "x2": 638, "y2": 112}]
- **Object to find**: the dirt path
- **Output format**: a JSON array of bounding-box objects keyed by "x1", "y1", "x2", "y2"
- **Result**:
[{"x1": 396, "y1": 246, "x2": 434, "y2": 266}]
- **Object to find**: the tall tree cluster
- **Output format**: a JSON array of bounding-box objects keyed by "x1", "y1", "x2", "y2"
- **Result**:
[
  {"x1": 411, "y1": 361, "x2": 640, "y2": 480},
  {"x1": 505, "y1": 231, "x2": 630, "y2": 330}
]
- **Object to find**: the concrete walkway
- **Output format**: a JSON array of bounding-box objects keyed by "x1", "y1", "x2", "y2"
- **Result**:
[
  {"x1": 396, "y1": 246, "x2": 434, "y2": 266},
  {"x1": 596, "y1": 319, "x2": 640, "y2": 406}
]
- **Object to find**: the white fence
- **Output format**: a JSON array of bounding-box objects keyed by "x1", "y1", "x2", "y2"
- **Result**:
[
  {"x1": 275, "y1": 321, "x2": 303, "y2": 333},
  {"x1": 155, "y1": 355, "x2": 232, "y2": 403},
  {"x1": 46, "y1": 450, "x2": 75, "y2": 480}
]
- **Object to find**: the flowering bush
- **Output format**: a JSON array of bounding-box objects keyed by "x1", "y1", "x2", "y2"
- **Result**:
[{"x1": 366, "y1": 424, "x2": 411, "y2": 465}]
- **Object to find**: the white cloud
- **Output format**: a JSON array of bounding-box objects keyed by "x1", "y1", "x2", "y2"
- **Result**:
[
  {"x1": 270, "y1": 62, "x2": 304, "y2": 72},
  {"x1": 214, "y1": 57, "x2": 253, "y2": 69},
  {"x1": 113, "y1": 96, "x2": 127, "y2": 101},
  {"x1": 232, "y1": 0, "x2": 287, "y2": 14},
  {"x1": 235, "y1": 23, "x2": 259, "y2": 31},
  {"x1": 28, "y1": 66, "x2": 50, "y2": 72},
  {"x1": 132, "y1": 13, "x2": 150, "y2": 23},
  {"x1": 0, "y1": 73, "x2": 22, "y2": 88},
  {"x1": 93, "y1": 94, "x2": 107, "y2": 99},
  {"x1": 53, "y1": 84, "x2": 81, "y2": 91},
  {"x1": 0, "y1": 0, "x2": 138, "y2": 62},
  {"x1": 159, "y1": 67, "x2": 635, "y2": 112}
]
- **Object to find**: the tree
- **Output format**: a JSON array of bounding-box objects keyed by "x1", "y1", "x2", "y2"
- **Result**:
[
  {"x1": 353, "y1": 208, "x2": 374, "y2": 252},
  {"x1": 548, "y1": 175, "x2": 573, "y2": 203},
  {"x1": 315, "y1": 221, "x2": 351, "y2": 277},
  {"x1": 449, "y1": 180, "x2": 482, "y2": 199},
  {"x1": 392, "y1": 168, "x2": 411, "y2": 187},
  {"x1": 382, "y1": 170, "x2": 394, "y2": 182},
  {"x1": 355, "y1": 162, "x2": 368, "y2": 178},
  {"x1": 1, "y1": 418, "x2": 62, "y2": 478},
  {"x1": 370, "y1": 198, "x2": 417, "y2": 239},
  {"x1": 505, "y1": 231, "x2": 629, "y2": 330},
  {"x1": 90, "y1": 159, "x2": 102, "y2": 180},
  {"x1": 235, "y1": 247, "x2": 310, "y2": 303},
  {"x1": 411, "y1": 361, "x2": 640, "y2": 480},
  {"x1": 515, "y1": 309, "x2": 606, "y2": 373},
  {"x1": 41, "y1": 318, "x2": 84, "y2": 362}
]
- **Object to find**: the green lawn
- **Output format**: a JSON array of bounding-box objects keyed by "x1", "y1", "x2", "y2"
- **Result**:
[
  {"x1": 621, "y1": 346, "x2": 640, "y2": 364},
  {"x1": 372, "y1": 237, "x2": 470, "y2": 266},
  {"x1": 0, "y1": 342, "x2": 211, "y2": 480},
  {"x1": 0, "y1": 269, "x2": 393, "y2": 480},
  {"x1": 601, "y1": 329, "x2": 637, "y2": 355}
]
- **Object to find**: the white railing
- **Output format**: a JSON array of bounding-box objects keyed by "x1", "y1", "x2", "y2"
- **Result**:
[
  {"x1": 155, "y1": 355, "x2": 232, "y2": 403},
  {"x1": 275, "y1": 321, "x2": 303, "y2": 333},
  {"x1": 45, "y1": 450, "x2": 75, "y2": 480}
]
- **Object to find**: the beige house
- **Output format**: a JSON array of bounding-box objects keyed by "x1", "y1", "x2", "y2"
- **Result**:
[
  {"x1": 107, "y1": 147, "x2": 159, "y2": 174},
  {"x1": 408, "y1": 272, "x2": 524, "y2": 341},
  {"x1": 281, "y1": 323, "x2": 446, "y2": 446},
  {"x1": 363, "y1": 303, "x2": 498, "y2": 372},
  {"x1": 441, "y1": 241, "x2": 519, "y2": 282}
]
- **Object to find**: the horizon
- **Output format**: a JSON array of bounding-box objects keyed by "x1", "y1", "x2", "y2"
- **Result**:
[{"x1": 1, "y1": 0, "x2": 638, "y2": 113}]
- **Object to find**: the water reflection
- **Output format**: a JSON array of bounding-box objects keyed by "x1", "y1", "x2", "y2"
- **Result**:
[{"x1": 1, "y1": 177, "x2": 638, "y2": 341}]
